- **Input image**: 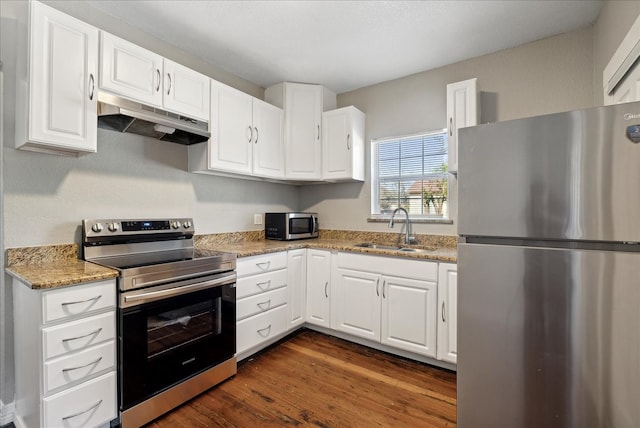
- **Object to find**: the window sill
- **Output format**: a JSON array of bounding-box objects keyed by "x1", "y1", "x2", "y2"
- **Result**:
[{"x1": 367, "y1": 217, "x2": 454, "y2": 225}]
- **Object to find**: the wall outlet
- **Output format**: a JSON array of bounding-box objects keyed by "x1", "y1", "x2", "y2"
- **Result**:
[{"x1": 254, "y1": 214, "x2": 263, "y2": 225}]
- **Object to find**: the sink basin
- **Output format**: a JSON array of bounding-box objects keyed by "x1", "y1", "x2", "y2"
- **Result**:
[{"x1": 353, "y1": 243, "x2": 435, "y2": 253}]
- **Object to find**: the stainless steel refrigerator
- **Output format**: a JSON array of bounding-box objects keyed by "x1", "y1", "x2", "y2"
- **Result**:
[{"x1": 457, "y1": 101, "x2": 640, "y2": 428}]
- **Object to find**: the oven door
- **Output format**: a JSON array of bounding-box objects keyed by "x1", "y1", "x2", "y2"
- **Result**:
[{"x1": 119, "y1": 271, "x2": 236, "y2": 410}]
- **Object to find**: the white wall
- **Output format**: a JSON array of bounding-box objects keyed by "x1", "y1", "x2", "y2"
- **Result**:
[{"x1": 300, "y1": 26, "x2": 596, "y2": 236}]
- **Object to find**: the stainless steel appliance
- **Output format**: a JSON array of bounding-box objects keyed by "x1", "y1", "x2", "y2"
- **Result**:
[
  {"x1": 457, "y1": 101, "x2": 640, "y2": 428},
  {"x1": 265, "y1": 212, "x2": 319, "y2": 240},
  {"x1": 82, "y1": 218, "x2": 236, "y2": 428}
]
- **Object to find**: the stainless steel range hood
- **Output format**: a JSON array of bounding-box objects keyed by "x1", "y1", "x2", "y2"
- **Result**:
[{"x1": 97, "y1": 92, "x2": 210, "y2": 145}]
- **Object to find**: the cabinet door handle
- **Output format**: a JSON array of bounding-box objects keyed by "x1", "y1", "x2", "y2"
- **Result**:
[
  {"x1": 61, "y1": 295, "x2": 102, "y2": 308},
  {"x1": 256, "y1": 280, "x2": 271, "y2": 291},
  {"x1": 166, "y1": 73, "x2": 172, "y2": 95},
  {"x1": 324, "y1": 281, "x2": 328, "y2": 298},
  {"x1": 254, "y1": 127, "x2": 259, "y2": 144},
  {"x1": 247, "y1": 125, "x2": 253, "y2": 143},
  {"x1": 62, "y1": 400, "x2": 103, "y2": 421},
  {"x1": 347, "y1": 134, "x2": 351, "y2": 150},
  {"x1": 382, "y1": 280, "x2": 386, "y2": 298},
  {"x1": 88, "y1": 74, "x2": 95, "y2": 101},
  {"x1": 256, "y1": 261, "x2": 271, "y2": 270},
  {"x1": 376, "y1": 277, "x2": 380, "y2": 297},
  {"x1": 317, "y1": 124, "x2": 320, "y2": 141},
  {"x1": 62, "y1": 356, "x2": 103, "y2": 373},
  {"x1": 257, "y1": 299, "x2": 271, "y2": 311},
  {"x1": 62, "y1": 327, "x2": 103, "y2": 343},
  {"x1": 257, "y1": 324, "x2": 272, "y2": 337},
  {"x1": 442, "y1": 302, "x2": 446, "y2": 322},
  {"x1": 449, "y1": 117, "x2": 453, "y2": 136},
  {"x1": 155, "y1": 69, "x2": 161, "y2": 92}
]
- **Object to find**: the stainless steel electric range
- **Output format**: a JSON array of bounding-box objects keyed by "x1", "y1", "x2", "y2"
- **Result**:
[{"x1": 82, "y1": 218, "x2": 236, "y2": 428}]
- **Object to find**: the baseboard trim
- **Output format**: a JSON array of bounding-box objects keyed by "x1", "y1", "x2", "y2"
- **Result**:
[{"x1": 0, "y1": 400, "x2": 14, "y2": 426}]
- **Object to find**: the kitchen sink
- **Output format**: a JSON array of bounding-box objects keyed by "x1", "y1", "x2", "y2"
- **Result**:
[{"x1": 353, "y1": 243, "x2": 436, "y2": 253}]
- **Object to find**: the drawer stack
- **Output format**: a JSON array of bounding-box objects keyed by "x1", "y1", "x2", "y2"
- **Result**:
[
  {"x1": 13, "y1": 279, "x2": 117, "y2": 428},
  {"x1": 236, "y1": 252, "x2": 288, "y2": 355}
]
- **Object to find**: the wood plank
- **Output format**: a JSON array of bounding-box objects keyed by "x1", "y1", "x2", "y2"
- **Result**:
[{"x1": 146, "y1": 330, "x2": 457, "y2": 427}]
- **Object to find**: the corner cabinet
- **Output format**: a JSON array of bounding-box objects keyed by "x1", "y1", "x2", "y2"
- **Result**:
[
  {"x1": 322, "y1": 106, "x2": 365, "y2": 182},
  {"x1": 306, "y1": 249, "x2": 332, "y2": 328},
  {"x1": 437, "y1": 263, "x2": 458, "y2": 364},
  {"x1": 16, "y1": 1, "x2": 98, "y2": 155},
  {"x1": 12, "y1": 279, "x2": 117, "y2": 428},
  {"x1": 189, "y1": 80, "x2": 284, "y2": 180},
  {"x1": 265, "y1": 82, "x2": 336, "y2": 180},
  {"x1": 446, "y1": 78, "x2": 478, "y2": 173}
]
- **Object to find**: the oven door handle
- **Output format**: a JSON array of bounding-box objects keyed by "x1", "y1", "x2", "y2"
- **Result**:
[{"x1": 123, "y1": 272, "x2": 236, "y2": 306}]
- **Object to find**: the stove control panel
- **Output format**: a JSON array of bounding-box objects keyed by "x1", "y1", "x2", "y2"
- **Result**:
[{"x1": 83, "y1": 218, "x2": 195, "y2": 239}]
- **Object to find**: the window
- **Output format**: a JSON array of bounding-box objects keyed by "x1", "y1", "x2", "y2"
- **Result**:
[{"x1": 372, "y1": 130, "x2": 449, "y2": 218}]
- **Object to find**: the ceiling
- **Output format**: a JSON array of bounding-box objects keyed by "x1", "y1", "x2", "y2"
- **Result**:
[{"x1": 85, "y1": 0, "x2": 603, "y2": 94}]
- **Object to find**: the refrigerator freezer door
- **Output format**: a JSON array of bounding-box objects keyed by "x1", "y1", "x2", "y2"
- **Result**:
[
  {"x1": 458, "y1": 102, "x2": 640, "y2": 242},
  {"x1": 458, "y1": 243, "x2": 639, "y2": 428}
]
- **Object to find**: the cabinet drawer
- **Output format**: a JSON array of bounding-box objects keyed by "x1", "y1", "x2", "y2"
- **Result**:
[
  {"x1": 236, "y1": 268, "x2": 287, "y2": 299},
  {"x1": 43, "y1": 371, "x2": 116, "y2": 428},
  {"x1": 237, "y1": 252, "x2": 287, "y2": 277},
  {"x1": 236, "y1": 287, "x2": 287, "y2": 321},
  {"x1": 44, "y1": 340, "x2": 115, "y2": 393},
  {"x1": 43, "y1": 311, "x2": 115, "y2": 359},
  {"x1": 337, "y1": 252, "x2": 438, "y2": 281},
  {"x1": 43, "y1": 280, "x2": 116, "y2": 323},
  {"x1": 236, "y1": 304, "x2": 288, "y2": 354}
]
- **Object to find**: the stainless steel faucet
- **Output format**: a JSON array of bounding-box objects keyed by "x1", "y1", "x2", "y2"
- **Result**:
[{"x1": 388, "y1": 207, "x2": 414, "y2": 245}]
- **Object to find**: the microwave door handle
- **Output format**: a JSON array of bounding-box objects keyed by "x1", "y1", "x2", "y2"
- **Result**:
[{"x1": 312, "y1": 216, "x2": 318, "y2": 235}]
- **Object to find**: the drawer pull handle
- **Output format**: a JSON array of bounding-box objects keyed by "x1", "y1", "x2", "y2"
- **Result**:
[
  {"x1": 62, "y1": 328, "x2": 103, "y2": 343},
  {"x1": 257, "y1": 299, "x2": 271, "y2": 311},
  {"x1": 256, "y1": 261, "x2": 271, "y2": 270},
  {"x1": 62, "y1": 356, "x2": 103, "y2": 373},
  {"x1": 62, "y1": 399, "x2": 103, "y2": 421},
  {"x1": 257, "y1": 324, "x2": 272, "y2": 337},
  {"x1": 61, "y1": 295, "x2": 102, "y2": 308},
  {"x1": 256, "y1": 280, "x2": 271, "y2": 291}
]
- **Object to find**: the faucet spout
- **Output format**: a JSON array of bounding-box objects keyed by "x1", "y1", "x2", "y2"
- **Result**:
[{"x1": 388, "y1": 207, "x2": 413, "y2": 245}]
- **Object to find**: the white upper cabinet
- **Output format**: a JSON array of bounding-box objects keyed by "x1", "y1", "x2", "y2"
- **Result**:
[
  {"x1": 446, "y1": 78, "x2": 478, "y2": 173},
  {"x1": 265, "y1": 82, "x2": 336, "y2": 180},
  {"x1": 99, "y1": 32, "x2": 163, "y2": 108},
  {"x1": 99, "y1": 32, "x2": 209, "y2": 120},
  {"x1": 191, "y1": 80, "x2": 284, "y2": 179},
  {"x1": 322, "y1": 106, "x2": 365, "y2": 181},
  {"x1": 16, "y1": 1, "x2": 98, "y2": 155}
]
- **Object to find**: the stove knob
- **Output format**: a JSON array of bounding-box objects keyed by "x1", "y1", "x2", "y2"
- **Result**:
[
  {"x1": 108, "y1": 223, "x2": 119, "y2": 232},
  {"x1": 91, "y1": 223, "x2": 103, "y2": 233},
  {"x1": 183, "y1": 220, "x2": 192, "y2": 229},
  {"x1": 171, "y1": 221, "x2": 180, "y2": 229}
]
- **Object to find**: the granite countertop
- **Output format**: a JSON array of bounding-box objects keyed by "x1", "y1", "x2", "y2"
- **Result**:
[{"x1": 6, "y1": 230, "x2": 457, "y2": 290}]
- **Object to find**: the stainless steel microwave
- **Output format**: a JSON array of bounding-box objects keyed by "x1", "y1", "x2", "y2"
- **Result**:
[{"x1": 265, "y1": 212, "x2": 318, "y2": 240}]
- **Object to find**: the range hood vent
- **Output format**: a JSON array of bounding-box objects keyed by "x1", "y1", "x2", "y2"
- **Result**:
[{"x1": 97, "y1": 92, "x2": 210, "y2": 145}]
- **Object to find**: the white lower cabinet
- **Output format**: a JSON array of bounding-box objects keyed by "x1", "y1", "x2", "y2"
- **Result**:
[
  {"x1": 287, "y1": 249, "x2": 307, "y2": 329},
  {"x1": 12, "y1": 279, "x2": 117, "y2": 428},
  {"x1": 306, "y1": 249, "x2": 332, "y2": 328},
  {"x1": 235, "y1": 252, "x2": 289, "y2": 357},
  {"x1": 332, "y1": 253, "x2": 439, "y2": 358},
  {"x1": 437, "y1": 262, "x2": 458, "y2": 364}
]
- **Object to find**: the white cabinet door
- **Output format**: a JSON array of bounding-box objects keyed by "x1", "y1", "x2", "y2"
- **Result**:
[
  {"x1": 252, "y1": 99, "x2": 284, "y2": 179},
  {"x1": 287, "y1": 249, "x2": 306, "y2": 329},
  {"x1": 209, "y1": 80, "x2": 254, "y2": 174},
  {"x1": 163, "y1": 59, "x2": 210, "y2": 120},
  {"x1": 23, "y1": 1, "x2": 98, "y2": 154},
  {"x1": 284, "y1": 83, "x2": 323, "y2": 180},
  {"x1": 99, "y1": 32, "x2": 163, "y2": 108},
  {"x1": 322, "y1": 106, "x2": 365, "y2": 181},
  {"x1": 446, "y1": 78, "x2": 478, "y2": 173},
  {"x1": 306, "y1": 249, "x2": 332, "y2": 328},
  {"x1": 381, "y1": 275, "x2": 437, "y2": 358},
  {"x1": 332, "y1": 268, "x2": 381, "y2": 341},
  {"x1": 437, "y1": 263, "x2": 458, "y2": 364}
]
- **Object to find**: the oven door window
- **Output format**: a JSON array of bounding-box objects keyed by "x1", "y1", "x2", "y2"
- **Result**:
[{"x1": 147, "y1": 300, "x2": 221, "y2": 359}]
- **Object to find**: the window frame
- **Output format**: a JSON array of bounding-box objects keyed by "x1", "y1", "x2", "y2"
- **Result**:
[{"x1": 370, "y1": 129, "x2": 450, "y2": 220}]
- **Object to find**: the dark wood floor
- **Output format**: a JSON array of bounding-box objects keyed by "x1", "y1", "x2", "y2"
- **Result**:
[{"x1": 147, "y1": 330, "x2": 457, "y2": 427}]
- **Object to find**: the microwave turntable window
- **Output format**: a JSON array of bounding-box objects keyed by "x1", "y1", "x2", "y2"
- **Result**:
[{"x1": 290, "y1": 217, "x2": 311, "y2": 234}]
